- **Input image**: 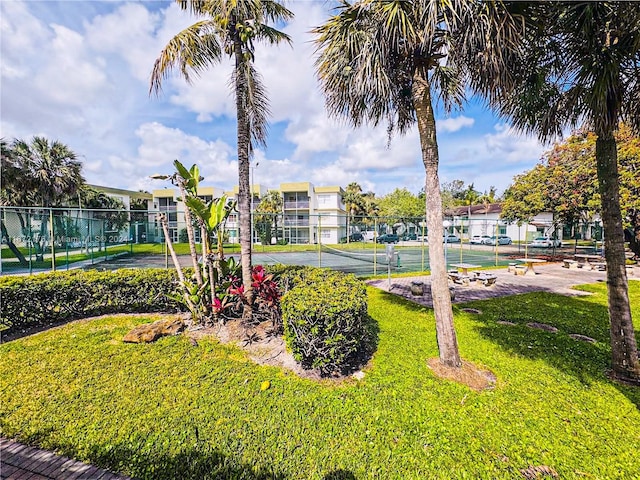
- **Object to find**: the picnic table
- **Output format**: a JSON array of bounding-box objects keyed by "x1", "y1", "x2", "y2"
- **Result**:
[
  {"x1": 515, "y1": 258, "x2": 546, "y2": 275},
  {"x1": 448, "y1": 263, "x2": 482, "y2": 286}
]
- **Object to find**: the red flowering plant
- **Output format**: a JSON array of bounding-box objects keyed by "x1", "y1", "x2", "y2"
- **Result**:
[{"x1": 250, "y1": 265, "x2": 282, "y2": 331}]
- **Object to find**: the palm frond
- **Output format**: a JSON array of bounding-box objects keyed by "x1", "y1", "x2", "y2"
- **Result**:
[{"x1": 150, "y1": 20, "x2": 222, "y2": 95}]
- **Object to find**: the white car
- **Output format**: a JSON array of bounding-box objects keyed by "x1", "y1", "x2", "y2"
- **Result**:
[
  {"x1": 470, "y1": 235, "x2": 491, "y2": 245},
  {"x1": 531, "y1": 237, "x2": 562, "y2": 248}
]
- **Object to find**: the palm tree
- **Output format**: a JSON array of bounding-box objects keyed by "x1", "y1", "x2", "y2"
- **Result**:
[
  {"x1": 493, "y1": 2, "x2": 640, "y2": 383},
  {"x1": 314, "y1": 0, "x2": 522, "y2": 368},
  {"x1": 0, "y1": 140, "x2": 28, "y2": 265},
  {"x1": 9, "y1": 137, "x2": 84, "y2": 261},
  {"x1": 150, "y1": 0, "x2": 293, "y2": 320},
  {"x1": 255, "y1": 190, "x2": 283, "y2": 245},
  {"x1": 343, "y1": 182, "x2": 364, "y2": 241}
]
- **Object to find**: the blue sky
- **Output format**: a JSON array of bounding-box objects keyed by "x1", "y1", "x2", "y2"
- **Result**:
[{"x1": 1, "y1": 0, "x2": 549, "y2": 198}]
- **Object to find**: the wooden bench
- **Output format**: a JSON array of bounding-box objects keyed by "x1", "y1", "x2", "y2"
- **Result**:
[
  {"x1": 448, "y1": 272, "x2": 470, "y2": 286},
  {"x1": 474, "y1": 272, "x2": 497, "y2": 287}
]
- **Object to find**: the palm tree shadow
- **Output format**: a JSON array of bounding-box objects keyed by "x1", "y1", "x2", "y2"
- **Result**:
[{"x1": 463, "y1": 292, "x2": 640, "y2": 408}]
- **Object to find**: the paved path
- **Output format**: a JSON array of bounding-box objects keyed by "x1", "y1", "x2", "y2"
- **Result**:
[
  {"x1": 0, "y1": 438, "x2": 131, "y2": 480},
  {"x1": 368, "y1": 262, "x2": 639, "y2": 307}
]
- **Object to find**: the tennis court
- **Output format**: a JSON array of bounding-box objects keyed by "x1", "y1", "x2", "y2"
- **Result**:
[{"x1": 84, "y1": 243, "x2": 532, "y2": 277}]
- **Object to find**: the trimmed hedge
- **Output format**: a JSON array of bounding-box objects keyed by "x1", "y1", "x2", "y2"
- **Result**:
[
  {"x1": 0, "y1": 269, "x2": 182, "y2": 334},
  {"x1": 280, "y1": 267, "x2": 370, "y2": 375}
]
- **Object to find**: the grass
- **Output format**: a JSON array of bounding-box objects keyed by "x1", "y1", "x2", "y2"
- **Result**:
[{"x1": 1, "y1": 284, "x2": 639, "y2": 479}]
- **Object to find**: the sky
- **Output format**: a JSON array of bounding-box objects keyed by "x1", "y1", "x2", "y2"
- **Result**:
[{"x1": 1, "y1": 0, "x2": 551, "y2": 198}]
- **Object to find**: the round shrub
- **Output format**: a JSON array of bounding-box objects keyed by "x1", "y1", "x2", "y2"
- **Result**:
[{"x1": 281, "y1": 268, "x2": 368, "y2": 375}]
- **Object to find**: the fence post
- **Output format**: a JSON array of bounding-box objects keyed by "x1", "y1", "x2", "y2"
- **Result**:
[
  {"x1": 373, "y1": 218, "x2": 377, "y2": 276},
  {"x1": 28, "y1": 211, "x2": 33, "y2": 275},
  {"x1": 318, "y1": 214, "x2": 322, "y2": 268},
  {"x1": 50, "y1": 208, "x2": 56, "y2": 272}
]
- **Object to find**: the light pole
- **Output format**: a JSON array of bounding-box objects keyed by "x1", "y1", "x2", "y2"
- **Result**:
[{"x1": 443, "y1": 219, "x2": 451, "y2": 269}]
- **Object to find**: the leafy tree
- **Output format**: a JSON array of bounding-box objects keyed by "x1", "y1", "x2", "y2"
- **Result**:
[
  {"x1": 503, "y1": 126, "x2": 640, "y2": 256},
  {"x1": 493, "y1": 2, "x2": 640, "y2": 383},
  {"x1": 378, "y1": 188, "x2": 424, "y2": 234},
  {"x1": 150, "y1": 0, "x2": 293, "y2": 321},
  {"x1": 314, "y1": 0, "x2": 522, "y2": 367},
  {"x1": 0, "y1": 140, "x2": 27, "y2": 265}
]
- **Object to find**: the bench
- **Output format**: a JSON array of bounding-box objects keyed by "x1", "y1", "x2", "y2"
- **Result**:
[
  {"x1": 591, "y1": 262, "x2": 607, "y2": 271},
  {"x1": 514, "y1": 265, "x2": 527, "y2": 276},
  {"x1": 448, "y1": 272, "x2": 470, "y2": 286},
  {"x1": 563, "y1": 259, "x2": 580, "y2": 269},
  {"x1": 474, "y1": 272, "x2": 497, "y2": 287},
  {"x1": 507, "y1": 262, "x2": 517, "y2": 273}
]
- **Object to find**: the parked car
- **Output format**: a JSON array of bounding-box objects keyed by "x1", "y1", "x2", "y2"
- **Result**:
[
  {"x1": 443, "y1": 234, "x2": 461, "y2": 243},
  {"x1": 485, "y1": 235, "x2": 512, "y2": 245},
  {"x1": 531, "y1": 237, "x2": 562, "y2": 247},
  {"x1": 376, "y1": 233, "x2": 399, "y2": 243},
  {"x1": 339, "y1": 232, "x2": 364, "y2": 243},
  {"x1": 470, "y1": 235, "x2": 491, "y2": 245},
  {"x1": 401, "y1": 232, "x2": 417, "y2": 241}
]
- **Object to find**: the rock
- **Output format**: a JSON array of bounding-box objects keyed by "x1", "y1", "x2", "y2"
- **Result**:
[
  {"x1": 497, "y1": 320, "x2": 516, "y2": 326},
  {"x1": 526, "y1": 322, "x2": 558, "y2": 333},
  {"x1": 352, "y1": 371, "x2": 365, "y2": 380},
  {"x1": 123, "y1": 318, "x2": 185, "y2": 343},
  {"x1": 568, "y1": 334, "x2": 597, "y2": 343},
  {"x1": 462, "y1": 308, "x2": 482, "y2": 314}
]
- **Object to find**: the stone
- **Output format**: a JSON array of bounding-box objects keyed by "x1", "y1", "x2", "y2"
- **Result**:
[
  {"x1": 568, "y1": 334, "x2": 597, "y2": 343},
  {"x1": 497, "y1": 320, "x2": 516, "y2": 326},
  {"x1": 461, "y1": 308, "x2": 482, "y2": 315},
  {"x1": 123, "y1": 318, "x2": 185, "y2": 343},
  {"x1": 352, "y1": 371, "x2": 365, "y2": 380},
  {"x1": 526, "y1": 322, "x2": 558, "y2": 333}
]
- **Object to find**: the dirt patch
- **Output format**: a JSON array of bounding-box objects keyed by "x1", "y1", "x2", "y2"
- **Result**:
[
  {"x1": 186, "y1": 320, "x2": 362, "y2": 382},
  {"x1": 427, "y1": 358, "x2": 496, "y2": 392}
]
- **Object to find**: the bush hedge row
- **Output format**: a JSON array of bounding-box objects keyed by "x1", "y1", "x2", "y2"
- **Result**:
[
  {"x1": 0, "y1": 269, "x2": 183, "y2": 334},
  {"x1": 279, "y1": 267, "x2": 370, "y2": 375}
]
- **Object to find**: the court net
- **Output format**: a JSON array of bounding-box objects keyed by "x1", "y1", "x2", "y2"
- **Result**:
[{"x1": 319, "y1": 244, "x2": 395, "y2": 266}]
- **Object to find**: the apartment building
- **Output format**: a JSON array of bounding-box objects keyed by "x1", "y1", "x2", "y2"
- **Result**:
[{"x1": 148, "y1": 182, "x2": 347, "y2": 245}]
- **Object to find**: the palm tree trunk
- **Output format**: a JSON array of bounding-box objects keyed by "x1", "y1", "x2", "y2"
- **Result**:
[
  {"x1": 0, "y1": 220, "x2": 27, "y2": 265},
  {"x1": 413, "y1": 72, "x2": 461, "y2": 368},
  {"x1": 595, "y1": 134, "x2": 640, "y2": 384},
  {"x1": 234, "y1": 37, "x2": 254, "y2": 320},
  {"x1": 178, "y1": 182, "x2": 203, "y2": 286}
]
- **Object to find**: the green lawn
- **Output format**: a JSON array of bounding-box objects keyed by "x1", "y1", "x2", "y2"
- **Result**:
[{"x1": 1, "y1": 283, "x2": 639, "y2": 479}]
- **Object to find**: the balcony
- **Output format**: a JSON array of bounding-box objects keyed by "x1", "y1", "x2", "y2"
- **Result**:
[
  {"x1": 284, "y1": 201, "x2": 309, "y2": 209},
  {"x1": 284, "y1": 219, "x2": 310, "y2": 227}
]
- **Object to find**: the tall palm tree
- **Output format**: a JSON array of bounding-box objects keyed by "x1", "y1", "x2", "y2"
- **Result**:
[
  {"x1": 0, "y1": 140, "x2": 28, "y2": 265},
  {"x1": 343, "y1": 182, "x2": 364, "y2": 241},
  {"x1": 150, "y1": 0, "x2": 293, "y2": 320},
  {"x1": 493, "y1": 2, "x2": 640, "y2": 383},
  {"x1": 10, "y1": 137, "x2": 84, "y2": 261},
  {"x1": 314, "y1": 0, "x2": 522, "y2": 368}
]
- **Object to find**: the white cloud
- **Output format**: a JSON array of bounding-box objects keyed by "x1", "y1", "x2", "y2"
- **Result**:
[
  {"x1": 484, "y1": 124, "x2": 545, "y2": 164},
  {"x1": 437, "y1": 115, "x2": 475, "y2": 133}
]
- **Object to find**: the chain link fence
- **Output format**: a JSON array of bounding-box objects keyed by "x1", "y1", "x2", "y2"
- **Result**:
[{"x1": 1, "y1": 206, "x2": 577, "y2": 276}]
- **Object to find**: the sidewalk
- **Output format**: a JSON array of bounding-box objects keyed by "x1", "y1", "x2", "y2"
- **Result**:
[{"x1": 0, "y1": 438, "x2": 131, "y2": 480}]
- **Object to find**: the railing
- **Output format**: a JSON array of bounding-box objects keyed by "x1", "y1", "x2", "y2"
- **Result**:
[
  {"x1": 284, "y1": 201, "x2": 309, "y2": 209},
  {"x1": 284, "y1": 219, "x2": 310, "y2": 227}
]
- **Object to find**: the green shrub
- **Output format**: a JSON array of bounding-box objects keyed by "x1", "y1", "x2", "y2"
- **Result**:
[
  {"x1": 0, "y1": 269, "x2": 182, "y2": 334},
  {"x1": 281, "y1": 268, "x2": 369, "y2": 375}
]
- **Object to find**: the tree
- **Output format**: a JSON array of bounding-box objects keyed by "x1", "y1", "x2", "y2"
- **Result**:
[
  {"x1": 314, "y1": 0, "x2": 522, "y2": 368},
  {"x1": 494, "y1": 2, "x2": 640, "y2": 383},
  {"x1": 0, "y1": 140, "x2": 28, "y2": 265},
  {"x1": 254, "y1": 190, "x2": 283, "y2": 245},
  {"x1": 150, "y1": 0, "x2": 293, "y2": 320},
  {"x1": 4, "y1": 137, "x2": 84, "y2": 261},
  {"x1": 503, "y1": 126, "x2": 640, "y2": 256},
  {"x1": 343, "y1": 182, "x2": 365, "y2": 240},
  {"x1": 378, "y1": 188, "x2": 424, "y2": 235}
]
